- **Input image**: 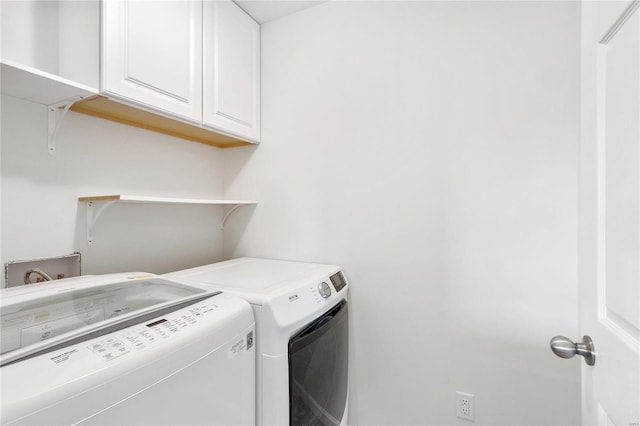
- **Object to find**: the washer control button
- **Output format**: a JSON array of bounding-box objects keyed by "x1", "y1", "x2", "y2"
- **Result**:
[{"x1": 318, "y1": 281, "x2": 332, "y2": 298}]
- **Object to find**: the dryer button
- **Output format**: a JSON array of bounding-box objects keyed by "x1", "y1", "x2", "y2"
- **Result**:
[{"x1": 318, "y1": 282, "x2": 332, "y2": 298}]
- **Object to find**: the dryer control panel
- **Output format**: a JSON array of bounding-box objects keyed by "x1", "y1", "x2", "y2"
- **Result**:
[
  {"x1": 306, "y1": 271, "x2": 348, "y2": 304},
  {"x1": 267, "y1": 268, "x2": 349, "y2": 337}
]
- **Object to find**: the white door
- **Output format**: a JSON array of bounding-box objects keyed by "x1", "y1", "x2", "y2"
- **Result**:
[
  {"x1": 102, "y1": 0, "x2": 203, "y2": 121},
  {"x1": 579, "y1": 1, "x2": 640, "y2": 424},
  {"x1": 203, "y1": 0, "x2": 260, "y2": 141}
]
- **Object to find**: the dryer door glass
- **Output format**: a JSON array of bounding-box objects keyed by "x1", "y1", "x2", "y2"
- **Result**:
[{"x1": 288, "y1": 300, "x2": 348, "y2": 426}]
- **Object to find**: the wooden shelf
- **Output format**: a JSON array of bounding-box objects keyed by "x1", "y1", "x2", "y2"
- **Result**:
[
  {"x1": 79, "y1": 195, "x2": 257, "y2": 246},
  {"x1": 70, "y1": 95, "x2": 255, "y2": 149}
]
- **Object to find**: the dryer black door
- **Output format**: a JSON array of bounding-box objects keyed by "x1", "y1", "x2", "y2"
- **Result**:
[{"x1": 288, "y1": 300, "x2": 348, "y2": 426}]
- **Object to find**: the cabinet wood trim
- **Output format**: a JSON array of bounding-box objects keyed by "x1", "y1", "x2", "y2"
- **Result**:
[{"x1": 71, "y1": 96, "x2": 254, "y2": 148}]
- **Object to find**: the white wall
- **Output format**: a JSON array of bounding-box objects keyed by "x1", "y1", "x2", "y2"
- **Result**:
[
  {"x1": 1, "y1": 0, "x2": 99, "y2": 88},
  {"x1": 223, "y1": 1, "x2": 581, "y2": 424},
  {"x1": 1, "y1": 95, "x2": 227, "y2": 282},
  {"x1": 1, "y1": 1, "x2": 59, "y2": 75}
]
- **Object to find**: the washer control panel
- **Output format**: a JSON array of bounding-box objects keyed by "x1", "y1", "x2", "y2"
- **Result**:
[{"x1": 85, "y1": 301, "x2": 219, "y2": 362}]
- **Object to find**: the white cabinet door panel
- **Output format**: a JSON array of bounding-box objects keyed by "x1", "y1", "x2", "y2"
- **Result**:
[
  {"x1": 103, "y1": 0, "x2": 202, "y2": 121},
  {"x1": 204, "y1": 1, "x2": 260, "y2": 141}
]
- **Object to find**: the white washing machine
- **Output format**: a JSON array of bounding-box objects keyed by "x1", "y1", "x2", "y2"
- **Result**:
[
  {"x1": 0, "y1": 273, "x2": 255, "y2": 425},
  {"x1": 165, "y1": 257, "x2": 350, "y2": 426}
]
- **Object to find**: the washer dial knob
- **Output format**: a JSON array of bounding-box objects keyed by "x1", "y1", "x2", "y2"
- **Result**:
[{"x1": 318, "y1": 281, "x2": 332, "y2": 298}]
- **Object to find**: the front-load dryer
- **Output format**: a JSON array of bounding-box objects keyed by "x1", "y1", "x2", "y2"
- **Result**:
[
  {"x1": 165, "y1": 257, "x2": 350, "y2": 426},
  {"x1": 0, "y1": 273, "x2": 255, "y2": 425}
]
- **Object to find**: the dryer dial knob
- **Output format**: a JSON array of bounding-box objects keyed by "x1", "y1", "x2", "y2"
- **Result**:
[{"x1": 318, "y1": 281, "x2": 332, "y2": 298}]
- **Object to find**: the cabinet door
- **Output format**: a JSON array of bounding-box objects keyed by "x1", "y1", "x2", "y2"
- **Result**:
[
  {"x1": 203, "y1": 1, "x2": 260, "y2": 141},
  {"x1": 102, "y1": 0, "x2": 202, "y2": 121}
]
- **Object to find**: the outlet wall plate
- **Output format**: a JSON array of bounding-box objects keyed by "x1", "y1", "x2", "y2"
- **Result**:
[{"x1": 456, "y1": 391, "x2": 475, "y2": 421}]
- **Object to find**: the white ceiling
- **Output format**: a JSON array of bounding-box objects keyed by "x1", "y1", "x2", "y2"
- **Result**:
[{"x1": 235, "y1": 1, "x2": 327, "y2": 24}]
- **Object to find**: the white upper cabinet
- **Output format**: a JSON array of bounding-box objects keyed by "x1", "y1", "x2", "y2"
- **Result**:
[
  {"x1": 203, "y1": 1, "x2": 261, "y2": 141},
  {"x1": 102, "y1": 0, "x2": 203, "y2": 121},
  {"x1": 2, "y1": 0, "x2": 260, "y2": 147}
]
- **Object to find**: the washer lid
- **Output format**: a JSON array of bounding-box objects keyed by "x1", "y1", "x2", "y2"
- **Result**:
[{"x1": 0, "y1": 275, "x2": 210, "y2": 361}]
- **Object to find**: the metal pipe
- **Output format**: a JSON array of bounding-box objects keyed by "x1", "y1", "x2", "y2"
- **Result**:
[{"x1": 24, "y1": 268, "x2": 54, "y2": 285}]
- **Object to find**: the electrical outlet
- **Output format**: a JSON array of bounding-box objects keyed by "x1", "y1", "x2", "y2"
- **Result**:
[{"x1": 456, "y1": 391, "x2": 474, "y2": 421}]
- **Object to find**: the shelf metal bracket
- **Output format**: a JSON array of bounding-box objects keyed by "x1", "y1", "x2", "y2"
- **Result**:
[
  {"x1": 86, "y1": 200, "x2": 117, "y2": 246},
  {"x1": 48, "y1": 96, "x2": 82, "y2": 156},
  {"x1": 220, "y1": 204, "x2": 250, "y2": 230}
]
